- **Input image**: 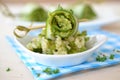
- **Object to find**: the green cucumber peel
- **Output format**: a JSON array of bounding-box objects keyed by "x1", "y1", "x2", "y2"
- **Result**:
[{"x1": 46, "y1": 7, "x2": 78, "y2": 40}]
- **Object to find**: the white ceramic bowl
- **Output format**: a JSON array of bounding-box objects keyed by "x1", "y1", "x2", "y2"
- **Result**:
[{"x1": 14, "y1": 34, "x2": 107, "y2": 67}]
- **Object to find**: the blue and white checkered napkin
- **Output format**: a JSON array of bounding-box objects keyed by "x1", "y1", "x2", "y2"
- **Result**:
[{"x1": 6, "y1": 30, "x2": 120, "y2": 80}]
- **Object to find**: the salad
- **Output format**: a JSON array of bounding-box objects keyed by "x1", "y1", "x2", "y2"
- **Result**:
[
  {"x1": 26, "y1": 6, "x2": 89, "y2": 55},
  {"x1": 72, "y1": 3, "x2": 97, "y2": 20},
  {"x1": 20, "y1": 3, "x2": 48, "y2": 22}
]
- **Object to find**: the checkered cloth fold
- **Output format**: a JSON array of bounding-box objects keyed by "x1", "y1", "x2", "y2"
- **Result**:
[{"x1": 6, "y1": 30, "x2": 120, "y2": 80}]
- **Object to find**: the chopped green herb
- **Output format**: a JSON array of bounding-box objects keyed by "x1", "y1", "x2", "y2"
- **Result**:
[
  {"x1": 96, "y1": 55, "x2": 101, "y2": 61},
  {"x1": 96, "y1": 54, "x2": 107, "y2": 62},
  {"x1": 53, "y1": 68, "x2": 60, "y2": 74},
  {"x1": 43, "y1": 67, "x2": 60, "y2": 75},
  {"x1": 109, "y1": 54, "x2": 115, "y2": 60},
  {"x1": 37, "y1": 73, "x2": 41, "y2": 77},
  {"x1": 96, "y1": 51, "x2": 116, "y2": 62},
  {"x1": 43, "y1": 67, "x2": 53, "y2": 75},
  {"x1": 6, "y1": 68, "x2": 11, "y2": 72}
]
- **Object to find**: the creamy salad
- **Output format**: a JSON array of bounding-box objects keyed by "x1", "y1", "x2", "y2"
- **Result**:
[{"x1": 26, "y1": 6, "x2": 89, "y2": 55}]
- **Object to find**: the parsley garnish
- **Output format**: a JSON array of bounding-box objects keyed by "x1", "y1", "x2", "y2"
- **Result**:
[
  {"x1": 96, "y1": 52, "x2": 115, "y2": 62},
  {"x1": 43, "y1": 67, "x2": 53, "y2": 75},
  {"x1": 109, "y1": 54, "x2": 115, "y2": 59},
  {"x1": 53, "y1": 68, "x2": 60, "y2": 74},
  {"x1": 96, "y1": 54, "x2": 107, "y2": 62},
  {"x1": 43, "y1": 67, "x2": 60, "y2": 75},
  {"x1": 6, "y1": 68, "x2": 11, "y2": 72}
]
